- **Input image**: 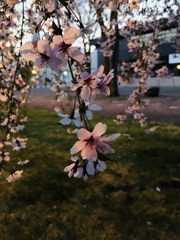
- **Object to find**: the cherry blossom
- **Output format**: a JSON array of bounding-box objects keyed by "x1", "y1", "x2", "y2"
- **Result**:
[
  {"x1": 92, "y1": 69, "x2": 114, "y2": 97},
  {"x1": 0, "y1": 89, "x2": 8, "y2": 102},
  {"x1": 64, "y1": 156, "x2": 80, "y2": 178},
  {"x1": 70, "y1": 122, "x2": 120, "y2": 161},
  {"x1": 96, "y1": 159, "x2": 106, "y2": 172},
  {"x1": 12, "y1": 138, "x2": 27, "y2": 151},
  {"x1": 6, "y1": 170, "x2": 23, "y2": 182},
  {"x1": 64, "y1": 156, "x2": 107, "y2": 180},
  {"x1": 51, "y1": 27, "x2": 84, "y2": 67},
  {"x1": 17, "y1": 159, "x2": 29, "y2": 165},
  {"x1": 57, "y1": 110, "x2": 83, "y2": 127},
  {"x1": 21, "y1": 40, "x2": 63, "y2": 72},
  {"x1": 71, "y1": 65, "x2": 104, "y2": 100},
  {"x1": 156, "y1": 66, "x2": 168, "y2": 77},
  {"x1": 0, "y1": 152, "x2": 10, "y2": 163},
  {"x1": 79, "y1": 101, "x2": 102, "y2": 120}
]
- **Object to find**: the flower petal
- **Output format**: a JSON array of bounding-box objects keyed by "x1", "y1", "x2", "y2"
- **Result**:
[
  {"x1": 20, "y1": 43, "x2": 33, "y2": 53},
  {"x1": 64, "y1": 28, "x2": 80, "y2": 44},
  {"x1": 64, "y1": 163, "x2": 75, "y2": 172},
  {"x1": 37, "y1": 40, "x2": 50, "y2": 54},
  {"x1": 86, "y1": 161, "x2": 95, "y2": 175},
  {"x1": 92, "y1": 65, "x2": 104, "y2": 77},
  {"x1": 22, "y1": 53, "x2": 39, "y2": 61},
  {"x1": 85, "y1": 110, "x2": 93, "y2": 120},
  {"x1": 74, "y1": 167, "x2": 83, "y2": 178},
  {"x1": 51, "y1": 35, "x2": 63, "y2": 50},
  {"x1": 57, "y1": 113, "x2": 69, "y2": 117},
  {"x1": 72, "y1": 119, "x2": 83, "y2": 127},
  {"x1": 81, "y1": 85, "x2": 91, "y2": 101},
  {"x1": 96, "y1": 160, "x2": 106, "y2": 172},
  {"x1": 102, "y1": 133, "x2": 121, "y2": 142},
  {"x1": 81, "y1": 145, "x2": 97, "y2": 161},
  {"x1": 59, "y1": 118, "x2": 71, "y2": 125},
  {"x1": 97, "y1": 142, "x2": 115, "y2": 154},
  {"x1": 88, "y1": 104, "x2": 102, "y2": 111},
  {"x1": 68, "y1": 47, "x2": 84, "y2": 61},
  {"x1": 77, "y1": 128, "x2": 91, "y2": 140},
  {"x1": 70, "y1": 140, "x2": 86, "y2": 154},
  {"x1": 92, "y1": 122, "x2": 107, "y2": 138}
]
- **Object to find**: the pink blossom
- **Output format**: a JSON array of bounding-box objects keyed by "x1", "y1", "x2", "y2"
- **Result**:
[
  {"x1": 70, "y1": 122, "x2": 120, "y2": 161},
  {"x1": 6, "y1": 170, "x2": 23, "y2": 182},
  {"x1": 21, "y1": 40, "x2": 63, "y2": 72},
  {"x1": 92, "y1": 69, "x2": 114, "y2": 97},
  {"x1": 71, "y1": 65, "x2": 104, "y2": 100},
  {"x1": 51, "y1": 27, "x2": 84, "y2": 67}
]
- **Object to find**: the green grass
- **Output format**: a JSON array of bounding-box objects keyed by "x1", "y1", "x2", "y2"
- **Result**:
[{"x1": 0, "y1": 108, "x2": 180, "y2": 240}]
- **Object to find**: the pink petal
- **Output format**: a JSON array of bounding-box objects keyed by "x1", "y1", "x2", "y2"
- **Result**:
[
  {"x1": 97, "y1": 141, "x2": 115, "y2": 154},
  {"x1": 48, "y1": 58, "x2": 63, "y2": 72},
  {"x1": 20, "y1": 43, "x2": 33, "y2": 53},
  {"x1": 92, "y1": 122, "x2": 107, "y2": 138},
  {"x1": 64, "y1": 28, "x2": 80, "y2": 44},
  {"x1": 93, "y1": 65, "x2": 104, "y2": 77},
  {"x1": 51, "y1": 35, "x2": 63, "y2": 49},
  {"x1": 81, "y1": 72, "x2": 89, "y2": 80},
  {"x1": 56, "y1": 52, "x2": 68, "y2": 68},
  {"x1": 68, "y1": 47, "x2": 84, "y2": 61},
  {"x1": 81, "y1": 145, "x2": 97, "y2": 161},
  {"x1": 56, "y1": 51, "x2": 67, "y2": 59},
  {"x1": 70, "y1": 140, "x2": 86, "y2": 154},
  {"x1": 77, "y1": 128, "x2": 91, "y2": 140},
  {"x1": 37, "y1": 40, "x2": 50, "y2": 53},
  {"x1": 104, "y1": 86, "x2": 110, "y2": 96},
  {"x1": 34, "y1": 58, "x2": 46, "y2": 70},
  {"x1": 101, "y1": 133, "x2": 121, "y2": 142},
  {"x1": 64, "y1": 163, "x2": 75, "y2": 172},
  {"x1": 22, "y1": 53, "x2": 39, "y2": 61},
  {"x1": 81, "y1": 85, "x2": 91, "y2": 101}
]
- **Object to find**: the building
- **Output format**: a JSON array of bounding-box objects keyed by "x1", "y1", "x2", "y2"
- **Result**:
[{"x1": 91, "y1": 18, "x2": 180, "y2": 76}]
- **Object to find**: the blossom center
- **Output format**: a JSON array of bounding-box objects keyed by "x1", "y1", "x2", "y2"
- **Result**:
[{"x1": 59, "y1": 41, "x2": 71, "y2": 53}]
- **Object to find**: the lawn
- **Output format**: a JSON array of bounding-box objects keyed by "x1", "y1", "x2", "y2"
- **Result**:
[{"x1": 0, "y1": 108, "x2": 180, "y2": 240}]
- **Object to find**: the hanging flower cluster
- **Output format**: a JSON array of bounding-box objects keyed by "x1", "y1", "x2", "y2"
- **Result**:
[
  {"x1": 2, "y1": 0, "x2": 121, "y2": 181},
  {"x1": 64, "y1": 122, "x2": 120, "y2": 180},
  {"x1": 116, "y1": 0, "x2": 179, "y2": 128},
  {"x1": 0, "y1": 1, "x2": 34, "y2": 180}
]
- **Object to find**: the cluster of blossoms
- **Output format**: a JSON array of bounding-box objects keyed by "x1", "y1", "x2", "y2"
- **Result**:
[
  {"x1": 0, "y1": 2, "x2": 33, "y2": 181},
  {"x1": 20, "y1": 27, "x2": 84, "y2": 72},
  {"x1": 18, "y1": 0, "x2": 120, "y2": 181},
  {"x1": 156, "y1": 66, "x2": 169, "y2": 78},
  {"x1": 116, "y1": 0, "x2": 179, "y2": 128},
  {"x1": 93, "y1": 0, "x2": 143, "y2": 60},
  {"x1": 64, "y1": 123, "x2": 120, "y2": 180}
]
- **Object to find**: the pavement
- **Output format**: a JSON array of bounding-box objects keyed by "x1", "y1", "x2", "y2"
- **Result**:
[{"x1": 26, "y1": 84, "x2": 180, "y2": 126}]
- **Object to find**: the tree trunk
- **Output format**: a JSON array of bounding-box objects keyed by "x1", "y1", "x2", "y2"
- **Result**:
[
  {"x1": 109, "y1": 22, "x2": 119, "y2": 96},
  {"x1": 107, "y1": 9, "x2": 119, "y2": 96},
  {"x1": 97, "y1": 4, "x2": 119, "y2": 96}
]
